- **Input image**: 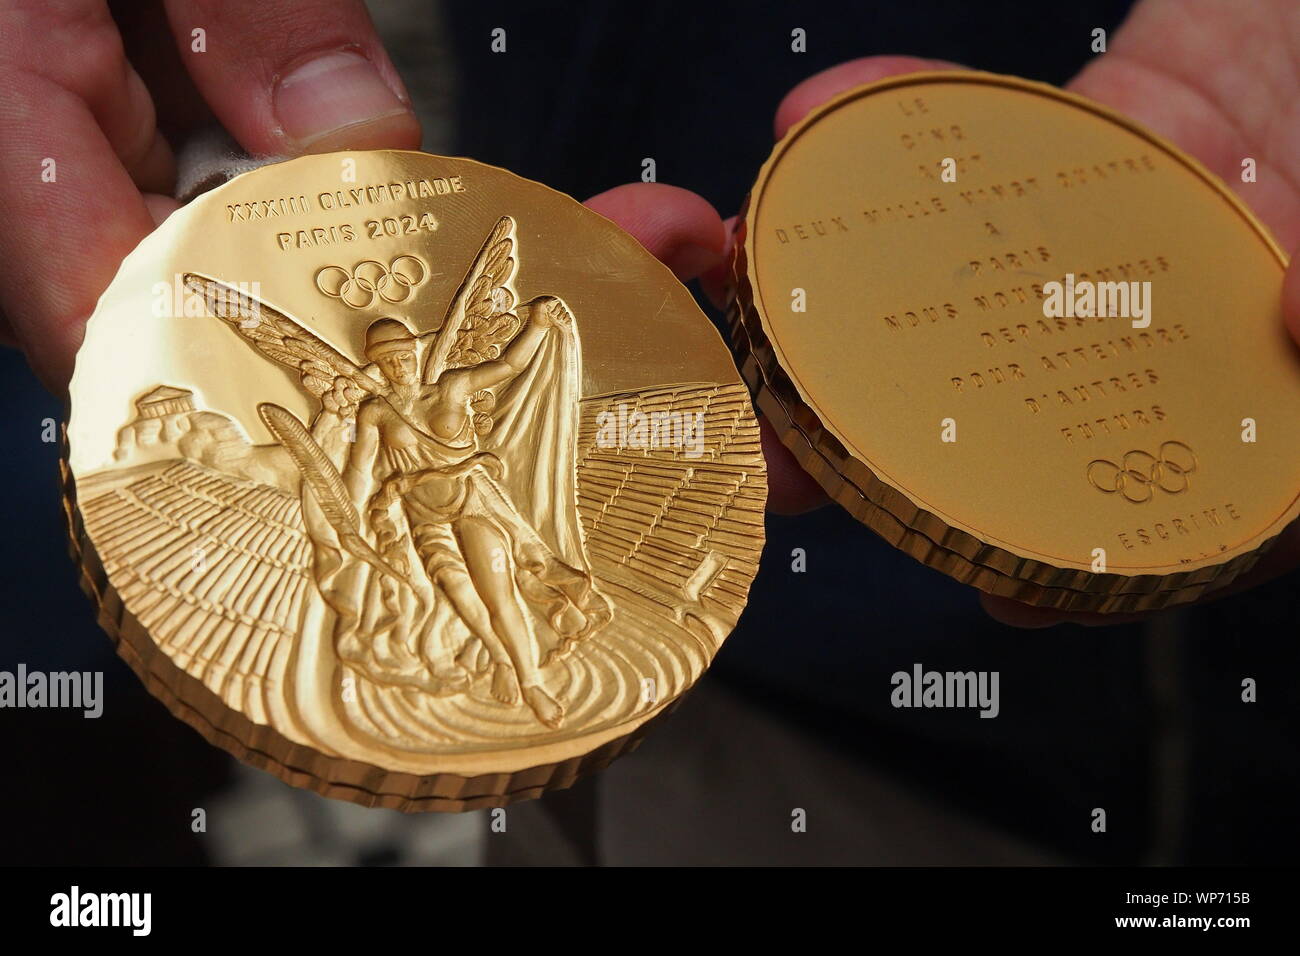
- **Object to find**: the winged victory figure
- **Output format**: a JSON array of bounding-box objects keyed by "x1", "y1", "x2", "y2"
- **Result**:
[{"x1": 185, "y1": 216, "x2": 612, "y2": 733}]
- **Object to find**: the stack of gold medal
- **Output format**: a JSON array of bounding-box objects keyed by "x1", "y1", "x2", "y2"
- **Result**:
[
  {"x1": 63, "y1": 149, "x2": 766, "y2": 809},
  {"x1": 728, "y1": 72, "x2": 1300, "y2": 613}
]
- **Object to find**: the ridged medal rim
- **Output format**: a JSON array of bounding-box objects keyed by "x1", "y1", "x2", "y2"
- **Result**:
[{"x1": 59, "y1": 150, "x2": 765, "y2": 810}]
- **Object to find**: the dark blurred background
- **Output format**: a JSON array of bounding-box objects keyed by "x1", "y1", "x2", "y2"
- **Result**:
[{"x1": 3, "y1": 0, "x2": 1296, "y2": 865}]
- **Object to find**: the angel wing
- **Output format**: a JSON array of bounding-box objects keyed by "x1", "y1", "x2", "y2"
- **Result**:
[
  {"x1": 185, "y1": 272, "x2": 384, "y2": 419},
  {"x1": 421, "y1": 216, "x2": 523, "y2": 384}
]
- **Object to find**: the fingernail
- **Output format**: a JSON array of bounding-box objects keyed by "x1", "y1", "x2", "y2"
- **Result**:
[
  {"x1": 664, "y1": 242, "x2": 724, "y2": 282},
  {"x1": 274, "y1": 50, "x2": 417, "y2": 152}
]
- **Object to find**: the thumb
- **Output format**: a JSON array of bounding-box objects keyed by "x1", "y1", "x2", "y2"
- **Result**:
[{"x1": 162, "y1": 0, "x2": 420, "y2": 156}]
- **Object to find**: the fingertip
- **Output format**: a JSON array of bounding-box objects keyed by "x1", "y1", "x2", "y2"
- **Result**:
[
  {"x1": 759, "y1": 416, "x2": 831, "y2": 514},
  {"x1": 774, "y1": 56, "x2": 966, "y2": 140},
  {"x1": 584, "y1": 183, "x2": 726, "y2": 281},
  {"x1": 980, "y1": 592, "x2": 1149, "y2": 629},
  {"x1": 699, "y1": 214, "x2": 739, "y2": 311},
  {"x1": 978, "y1": 593, "x2": 1068, "y2": 628}
]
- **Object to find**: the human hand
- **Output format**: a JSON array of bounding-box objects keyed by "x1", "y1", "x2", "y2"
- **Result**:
[
  {"x1": 0, "y1": 0, "x2": 421, "y2": 392},
  {"x1": 525, "y1": 294, "x2": 573, "y2": 330}
]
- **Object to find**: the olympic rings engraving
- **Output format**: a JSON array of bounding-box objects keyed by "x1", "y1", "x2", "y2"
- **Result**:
[
  {"x1": 1086, "y1": 441, "x2": 1197, "y2": 504},
  {"x1": 315, "y1": 256, "x2": 427, "y2": 309}
]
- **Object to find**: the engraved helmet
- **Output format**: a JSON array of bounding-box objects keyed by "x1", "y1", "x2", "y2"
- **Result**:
[{"x1": 363, "y1": 317, "x2": 416, "y2": 361}]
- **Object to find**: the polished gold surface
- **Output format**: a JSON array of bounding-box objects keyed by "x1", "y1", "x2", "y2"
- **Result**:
[
  {"x1": 730, "y1": 71, "x2": 1300, "y2": 612},
  {"x1": 64, "y1": 150, "x2": 766, "y2": 810}
]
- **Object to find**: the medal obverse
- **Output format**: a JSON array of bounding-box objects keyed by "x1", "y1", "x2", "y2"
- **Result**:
[
  {"x1": 63, "y1": 151, "x2": 766, "y2": 810},
  {"x1": 730, "y1": 71, "x2": 1300, "y2": 612}
]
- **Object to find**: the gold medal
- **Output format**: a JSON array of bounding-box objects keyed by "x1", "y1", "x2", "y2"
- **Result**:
[
  {"x1": 63, "y1": 150, "x2": 766, "y2": 810},
  {"x1": 730, "y1": 71, "x2": 1299, "y2": 612}
]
